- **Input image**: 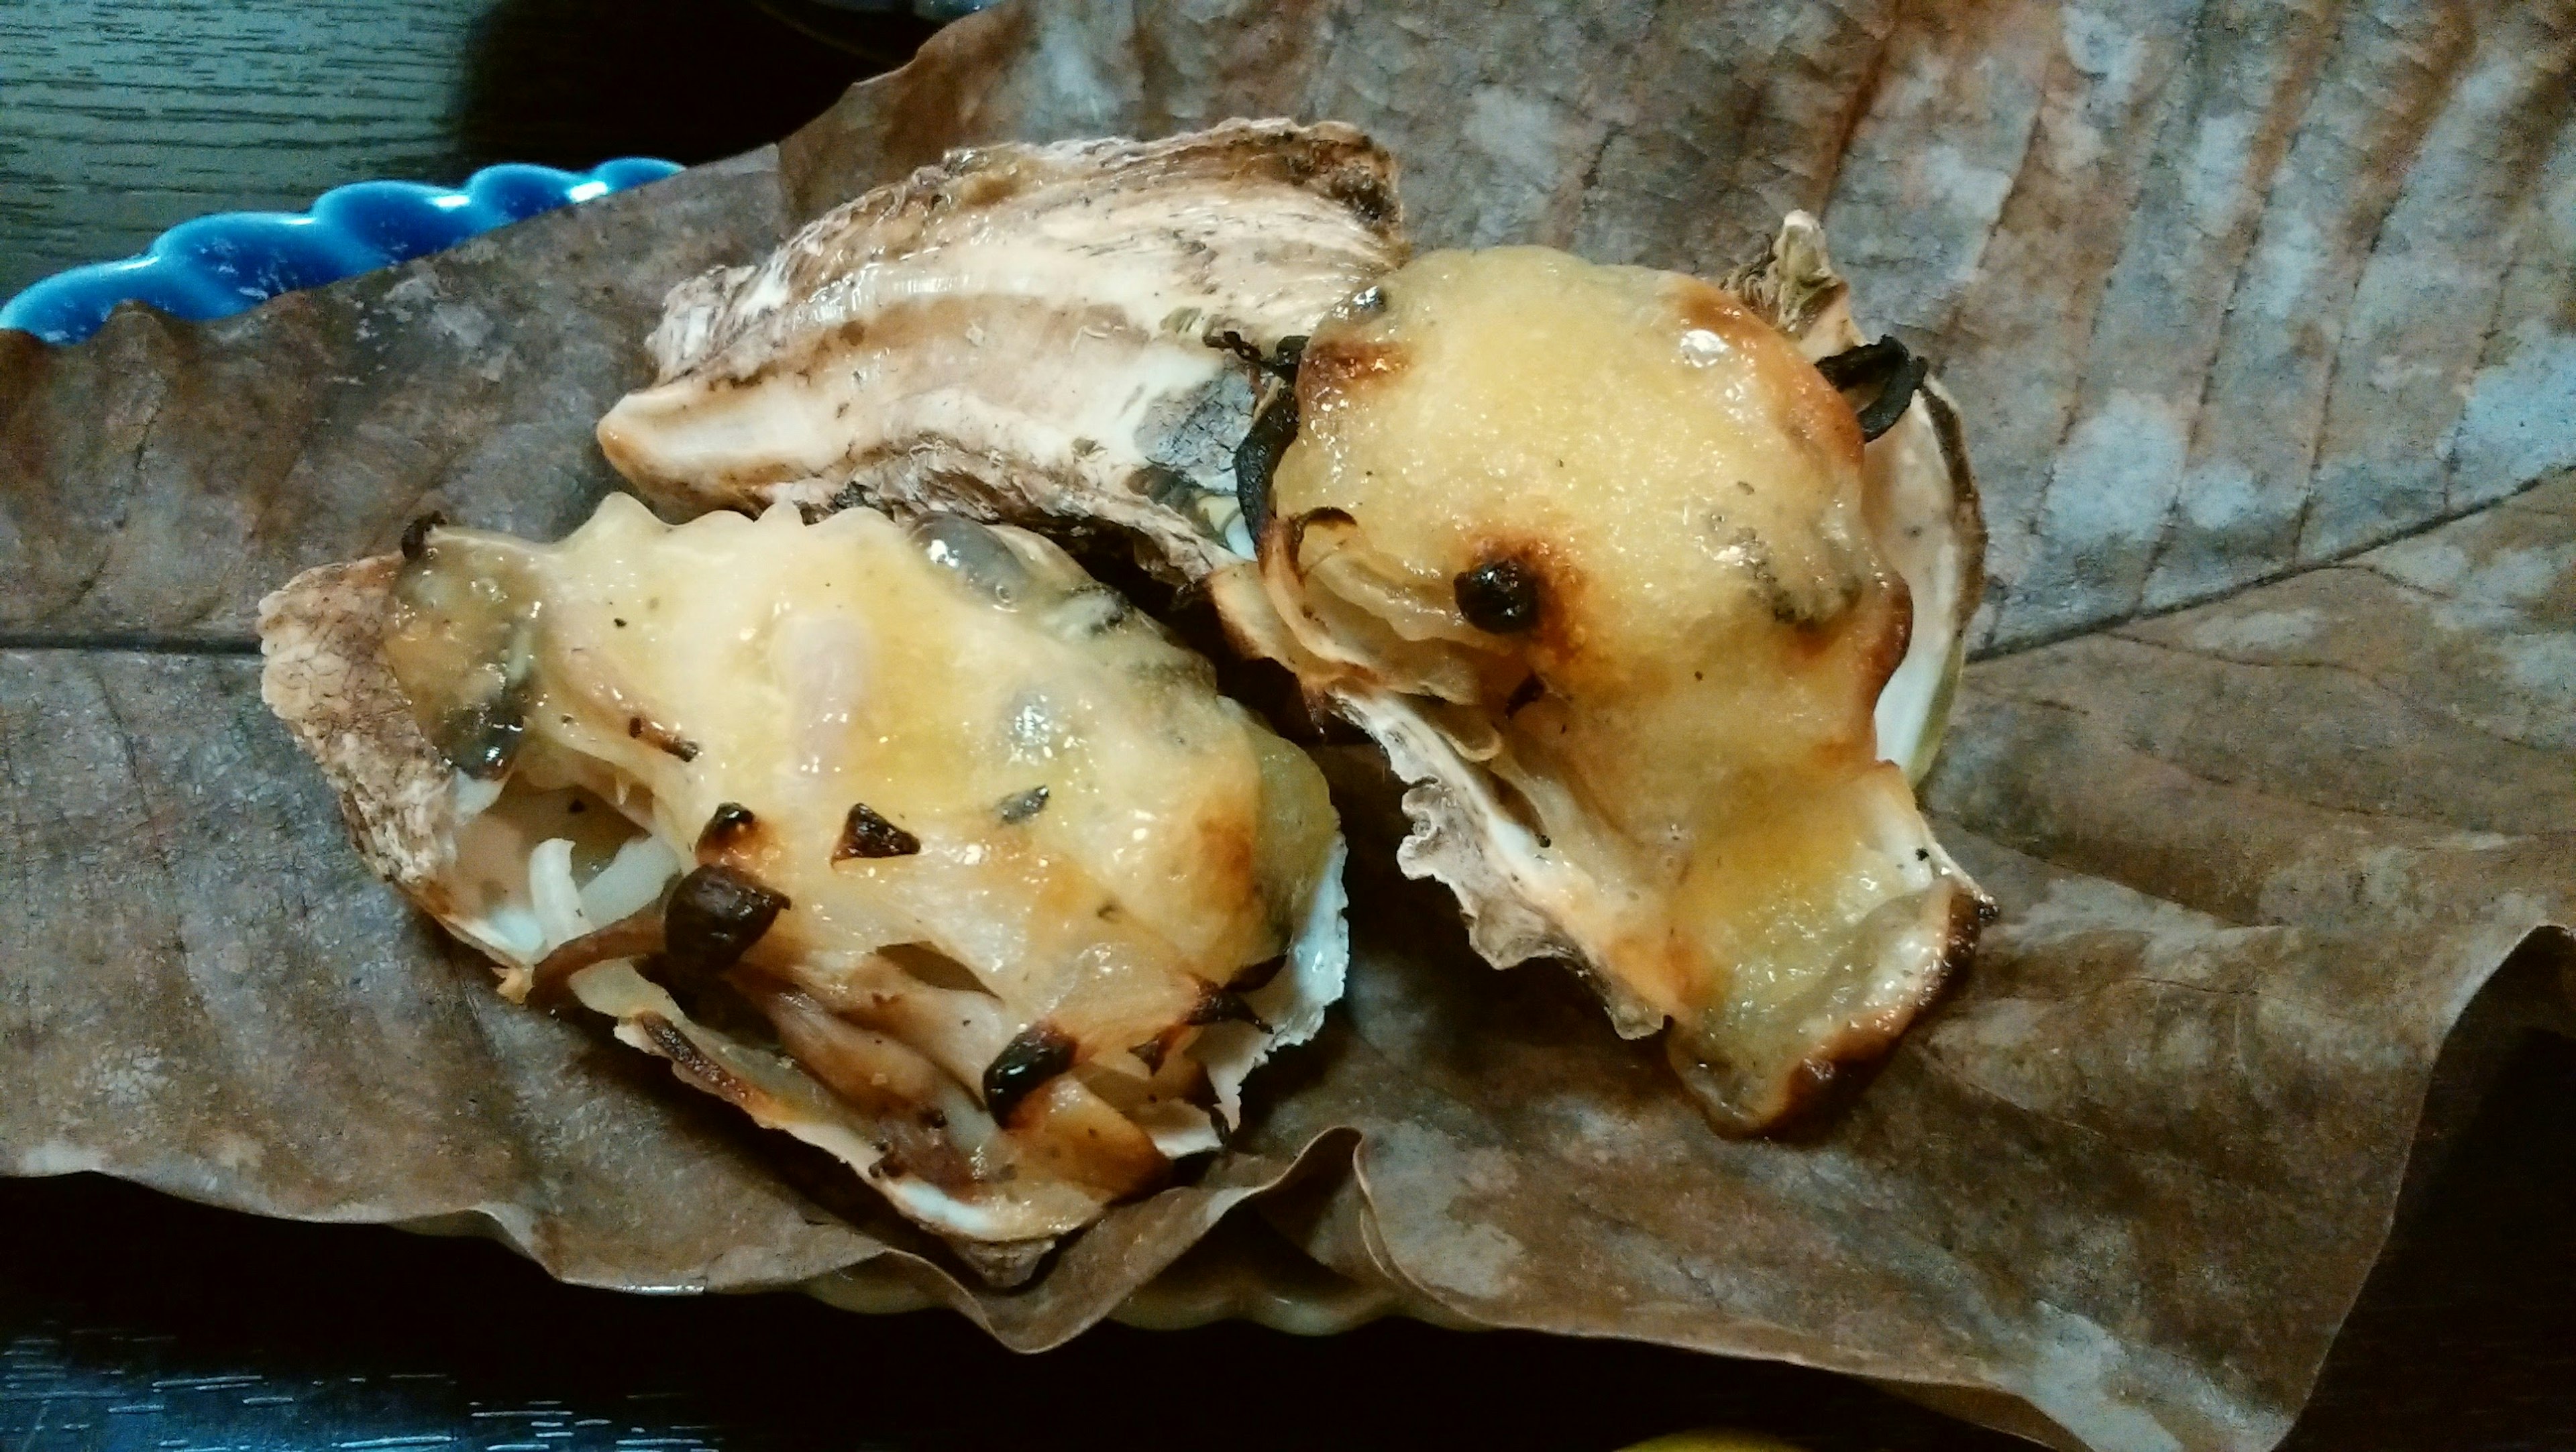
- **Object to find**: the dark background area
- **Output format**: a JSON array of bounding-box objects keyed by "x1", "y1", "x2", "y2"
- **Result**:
[{"x1": 2, "y1": 2, "x2": 2573, "y2": 1447}]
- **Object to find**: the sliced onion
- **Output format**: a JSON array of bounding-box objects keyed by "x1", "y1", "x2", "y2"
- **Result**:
[
  {"x1": 527, "y1": 838, "x2": 591, "y2": 951},
  {"x1": 580, "y1": 834, "x2": 679, "y2": 926}
]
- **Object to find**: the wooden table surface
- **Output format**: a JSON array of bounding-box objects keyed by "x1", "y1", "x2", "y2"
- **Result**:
[{"x1": 3, "y1": 3, "x2": 2571, "y2": 1449}]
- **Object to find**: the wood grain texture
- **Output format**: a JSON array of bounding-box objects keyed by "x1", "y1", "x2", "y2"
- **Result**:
[
  {"x1": 0, "y1": 0, "x2": 886, "y2": 300},
  {"x1": 0, "y1": 0, "x2": 477, "y2": 299}
]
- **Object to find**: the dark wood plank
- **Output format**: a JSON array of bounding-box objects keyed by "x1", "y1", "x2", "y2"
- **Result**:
[
  {"x1": 0, "y1": 0, "x2": 919, "y2": 299},
  {"x1": 0, "y1": 0, "x2": 472, "y2": 298}
]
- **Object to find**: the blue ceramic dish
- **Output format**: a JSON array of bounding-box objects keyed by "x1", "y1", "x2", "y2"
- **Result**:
[{"x1": 0, "y1": 158, "x2": 682, "y2": 347}]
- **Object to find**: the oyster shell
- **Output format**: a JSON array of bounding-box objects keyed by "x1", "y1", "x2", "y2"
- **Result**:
[
  {"x1": 259, "y1": 496, "x2": 1347, "y2": 1276},
  {"x1": 600, "y1": 113, "x2": 1985, "y2": 1133},
  {"x1": 1721, "y1": 213, "x2": 1988, "y2": 785},
  {"x1": 596, "y1": 119, "x2": 1405, "y2": 580}
]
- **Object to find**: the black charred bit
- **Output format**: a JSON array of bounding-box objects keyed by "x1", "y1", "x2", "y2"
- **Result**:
[
  {"x1": 996, "y1": 786, "x2": 1050, "y2": 824},
  {"x1": 696, "y1": 802, "x2": 759, "y2": 856},
  {"x1": 1233, "y1": 387, "x2": 1298, "y2": 541},
  {"x1": 1814, "y1": 337, "x2": 1907, "y2": 389},
  {"x1": 982, "y1": 1023, "x2": 1077, "y2": 1125},
  {"x1": 629, "y1": 951, "x2": 695, "y2": 1002},
  {"x1": 399, "y1": 511, "x2": 447, "y2": 562},
  {"x1": 1210, "y1": 329, "x2": 1306, "y2": 380},
  {"x1": 636, "y1": 1013, "x2": 751, "y2": 1103},
  {"x1": 1210, "y1": 329, "x2": 1264, "y2": 370},
  {"x1": 1504, "y1": 673, "x2": 1546, "y2": 718},
  {"x1": 662, "y1": 864, "x2": 788, "y2": 976},
  {"x1": 438, "y1": 687, "x2": 525, "y2": 779},
  {"x1": 1320, "y1": 164, "x2": 1398, "y2": 229},
  {"x1": 1454, "y1": 558, "x2": 1542, "y2": 634},
  {"x1": 1854, "y1": 351, "x2": 1929, "y2": 441},
  {"x1": 1130, "y1": 1037, "x2": 1168, "y2": 1074},
  {"x1": 626, "y1": 714, "x2": 700, "y2": 762},
  {"x1": 1186, "y1": 983, "x2": 1271, "y2": 1033},
  {"x1": 835, "y1": 801, "x2": 922, "y2": 860},
  {"x1": 1815, "y1": 335, "x2": 1931, "y2": 443}
]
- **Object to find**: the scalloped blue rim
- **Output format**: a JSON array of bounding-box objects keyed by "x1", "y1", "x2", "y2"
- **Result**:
[{"x1": 1, "y1": 158, "x2": 683, "y2": 347}]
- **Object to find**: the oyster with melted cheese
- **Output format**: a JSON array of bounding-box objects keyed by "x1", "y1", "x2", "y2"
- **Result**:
[
  {"x1": 260, "y1": 496, "x2": 1346, "y2": 1277},
  {"x1": 1220, "y1": 243, "x2": 1989, "y2": 1131}
]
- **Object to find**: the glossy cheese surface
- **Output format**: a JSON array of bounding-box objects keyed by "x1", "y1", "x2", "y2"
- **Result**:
[{"x1": 378, "y1": 496, "x2": 1339, "y2": 1219}]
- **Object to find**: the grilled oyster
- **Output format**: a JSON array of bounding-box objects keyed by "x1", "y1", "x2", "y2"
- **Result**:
[
  {"x1": 596, "y1": 119, "x2": 1405, "y2": 579},
  {"x1": 260, "y1": 496, "x2": 1346, "y2": 1276},
  {"x1": 1220, "y1": 241, "x2": 1989, "y2": 1132},
  {"x1": 598, "y1": 110, "x2": 1984, "y2": 1133}
]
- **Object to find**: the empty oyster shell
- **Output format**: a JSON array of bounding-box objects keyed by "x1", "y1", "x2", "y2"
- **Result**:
[
  {"x1": 599, "y1": 113, "x2": 1985, "y2": 1134},
  {"x1": 259, "y1": 496, "x2": 1347, "y2": 1278},
  {"x1": 596, "y1": 118, "x2": 1405, "y2": 581}
]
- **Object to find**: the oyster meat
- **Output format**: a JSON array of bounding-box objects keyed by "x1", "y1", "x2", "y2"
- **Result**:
[
  {"x1": 596, "y1": 119, "x2": 1406, "y2": 580},
  {"x1": 260, "y1": 496, "x2": 1346, "y2": 1275},
  {"x1": 600, "y1": 118, "x2": 1987, "y2": 1135}
]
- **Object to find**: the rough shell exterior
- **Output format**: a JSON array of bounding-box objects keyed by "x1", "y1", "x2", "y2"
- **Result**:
[
  {"x1": 258, "y1": 560, "x2": 461, "y2": 905},
  {"x1": 598, "y1": 119, "x2": 1407, "y2": 582}
]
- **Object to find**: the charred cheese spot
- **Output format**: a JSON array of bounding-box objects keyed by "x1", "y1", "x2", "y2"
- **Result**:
[
  {"x1": 696, "y1": 801, "x2": 760, "y2": 857},
  {"x1": 1295, "y1": 333, "x2": 1408, "y2": 398},
  {"x1": 983, "y1": 1023, "x2": 1078, "y2": 1125},
  {"x1": 663, "y1": 864, "x2": 789, "y2": 976},
  {"x1": 1453, "y1": 557, "x2": 1542, "y2": 634},
  {"x1": 833, "y1": 801, "x2": 921, "y2": 860}
]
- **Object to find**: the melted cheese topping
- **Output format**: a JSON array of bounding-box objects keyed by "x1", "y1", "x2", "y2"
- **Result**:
[
  {"x1": 383, "y1": 496, "x2": 1337, "y2": 1196},
  {"x1": 1264, "y1": 248, "x2": 1964, "y2": 1127}
]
